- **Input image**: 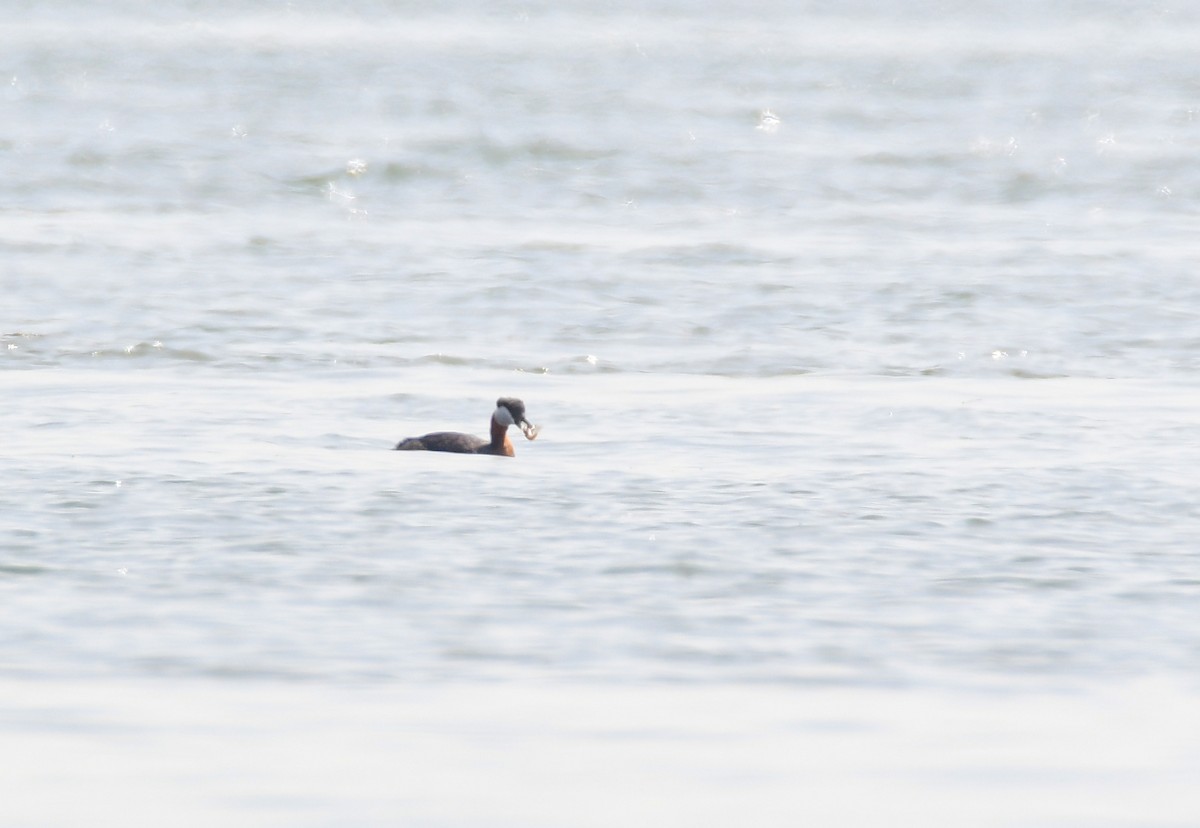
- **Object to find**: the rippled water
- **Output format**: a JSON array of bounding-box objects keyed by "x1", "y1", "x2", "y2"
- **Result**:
[{"x1": 4, "y1": 1, "x2": 1200, "y2": 824}]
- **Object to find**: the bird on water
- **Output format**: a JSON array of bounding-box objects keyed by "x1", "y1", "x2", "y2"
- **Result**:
[{"x1": 394, "y1": 397, "x2": 540, "y2": 457}]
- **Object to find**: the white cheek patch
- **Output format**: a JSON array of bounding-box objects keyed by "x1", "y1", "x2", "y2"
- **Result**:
[{"x1": 493, "y1": 405, "x2": 516, "y2": 427}]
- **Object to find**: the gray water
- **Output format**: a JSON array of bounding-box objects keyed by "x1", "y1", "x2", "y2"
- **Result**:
[{"x1": 3, "y1": 2, "x2": 1200, "y2": 825}]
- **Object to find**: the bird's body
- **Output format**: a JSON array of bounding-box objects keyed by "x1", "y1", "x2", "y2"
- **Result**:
[
  {"x1": 395, "y1": 428, "x2": 513, "y2": 456},
  {"x1": 394, "y1": 398, "x2": 539, "y2": 457}
]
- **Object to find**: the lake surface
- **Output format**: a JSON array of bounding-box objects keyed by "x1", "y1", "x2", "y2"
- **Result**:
[{"x1": 3, "y1": 1, "x2": 1199, "y2": 825}]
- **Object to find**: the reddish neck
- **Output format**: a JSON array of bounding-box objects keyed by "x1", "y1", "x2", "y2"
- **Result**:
[{"x1": 489, "y1": 415, "x2": 515, "y2": 456}]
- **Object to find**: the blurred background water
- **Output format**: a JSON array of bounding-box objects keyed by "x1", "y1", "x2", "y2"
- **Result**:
[{"x1": 3, "y1": 1, "x2": 1199, "y2": 825}]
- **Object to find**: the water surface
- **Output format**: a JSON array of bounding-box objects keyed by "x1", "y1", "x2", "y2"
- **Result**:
[{"x1": 4, "y1": 1, "x2": 1199, "y2": 824}]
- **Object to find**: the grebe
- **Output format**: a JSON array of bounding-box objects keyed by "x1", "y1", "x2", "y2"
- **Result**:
[{"x1": 394, "y1": 397, "x2": 539, "y2": 457}]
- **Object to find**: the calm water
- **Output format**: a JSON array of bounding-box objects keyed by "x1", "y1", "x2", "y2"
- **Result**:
[{"x1": 3, "y1": 2, "x2": 1200, "y2": 825}]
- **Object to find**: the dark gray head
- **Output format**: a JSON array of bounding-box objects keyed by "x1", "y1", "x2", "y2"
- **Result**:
[
  {"x1": 496, "y1": 397, "x2": 525, "y2": 424},
  {"x1": 494, "y1": 397, "x2": 539, "y2": 440}
]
